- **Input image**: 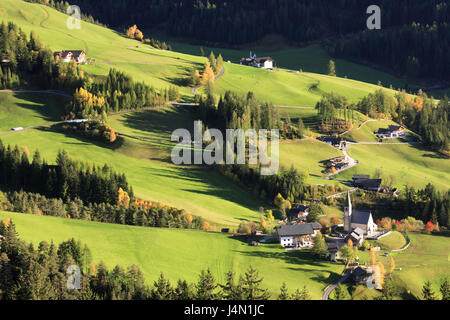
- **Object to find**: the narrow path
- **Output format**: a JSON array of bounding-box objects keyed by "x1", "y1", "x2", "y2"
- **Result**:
[{"x1": 322, "y1": 269, "x2": 352, "y2": 300}]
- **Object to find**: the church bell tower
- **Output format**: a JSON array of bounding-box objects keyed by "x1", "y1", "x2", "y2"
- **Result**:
[{"x1": 344, "y1": 191, "x2": 352, "y2": 232}]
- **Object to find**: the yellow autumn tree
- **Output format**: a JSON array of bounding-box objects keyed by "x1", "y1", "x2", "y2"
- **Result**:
[
  {"x1": 118, "y1": 187, "x2": 130, "y2": 207},
  {"x1": 369, "y1": 247, "x2": 376, "y2": 266},
  {"x1": 376, "y1": 261, "x2": 385, "y2": 288},
  {"x1": 126, "y1": 25, "x2": 138, "y2": 38},
  {"x1": 260, "y1": 216, "x2": 268, "y2": 231},
  {"x1": 389, "y1": 256, "x2": 395, "y2": 274},
  {"x1": 202, "y1": 221, "x2": 210, "y2": 231},
  {"x1": 109, "y1": 129, "x2": 117, "y2": 143},
  {"x1": 201, "y1": 61, "x2": 215, "y2": 86}
]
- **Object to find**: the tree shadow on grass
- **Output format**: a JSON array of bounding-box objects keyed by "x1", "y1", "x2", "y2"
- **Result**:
[
  {"x1": 9, "y1": 92, "x2": 70, "y2": 123},
  {"x1": 237, "y1": 249, "x2": 343, "y2": 285},
  {"x1": 146, "y1": 165, "x2": 262, "y2": 213},
  {"x1": 114, "y1": 105, "x2": 196, "y2": 140}
]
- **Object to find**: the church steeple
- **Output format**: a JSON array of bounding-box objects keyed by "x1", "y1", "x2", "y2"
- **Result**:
[{"x1": 344, "y1": 191, "x2": 352, "y2": 232}]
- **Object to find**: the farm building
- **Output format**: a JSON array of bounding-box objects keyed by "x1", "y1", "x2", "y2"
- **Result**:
[
  {"x1": 287, "y1": 205, "x2": 310, "y2": 222},
  {"x1": 53, "y1": 50, "x2": 86, "y2": 64},
  {"x1": 375, "y1": 125, "x2": 406, "y2": 138},
  {"x1": 344, "y1": 192, "x2": 378, "y2": 236},
  {"x1": 353, "y1": 177, "x2": 382, "y2": 192},
  {"x1": 275, "y1": 223, "x2": 320, "y2": 248},
  {"x1": 240, "y1": 53, "x2": 274, "y2": 69}
]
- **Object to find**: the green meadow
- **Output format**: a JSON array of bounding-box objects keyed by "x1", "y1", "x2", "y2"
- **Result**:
[
  {"x1": 279, "y1": 138, "x2": 343, "y2": 183},
  {"x1": 0, "y1": 91, "x2": 68, "y2": 132},
  {"x1": 0, "y1": 211, "x2": 345, "y2": 299},
  {"x1": 0, "y1": 127, "x2": 263, "y2": 228},
  {"x1": 0, "y1": 0, "x2": 413, "y2": 107},
  {"x1": 336, "y1": 143, "x2": 450, "y2": 191}
]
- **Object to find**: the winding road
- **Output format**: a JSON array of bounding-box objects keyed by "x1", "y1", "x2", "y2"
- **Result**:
[{"x1": 322, "y1": 269, "x2": 352, "y2": 300}]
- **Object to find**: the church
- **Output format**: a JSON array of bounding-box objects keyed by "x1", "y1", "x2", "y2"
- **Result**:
[{"x1": 344, "y1": 192, "x2": 378, "y2": 236}]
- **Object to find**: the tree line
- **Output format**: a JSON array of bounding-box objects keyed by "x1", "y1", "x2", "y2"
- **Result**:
[
  {"x1": 0, "y1": 221, "x2": 311, "y2": 300},
  {"x1": 347, "y1": 184, "x2": 450, "y2": 229},
  {"x1": 0, "y1": 190, "x2": 205, "y2": 230},
  {"x1": 65, "y1": 69, "x2": 178, "y2": 119},
  {"x1": 196, "y1": 91, "x2": 304, "y2": 139},
  {"x1": 0, "y1": 140, "x2": 131, "y2": 205}
]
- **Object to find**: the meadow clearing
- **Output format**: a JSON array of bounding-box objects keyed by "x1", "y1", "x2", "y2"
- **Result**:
[{"x1": 0, "y1": 211, "x2": 345, "y2": 299}]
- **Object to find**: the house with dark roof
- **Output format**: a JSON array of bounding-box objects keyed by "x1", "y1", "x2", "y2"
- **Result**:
[
  {"x1": 375, "y1": 125, "x2": 406, "y2": 138},
  {"x1": 287, "y1": 205, "x2": 310, "y2": 222},
  {"x1": 240, "y1": 53, "x2": 274, "y2": 69},
  {"x1": 353, "y1": 178, "x2": 382, "y2": 192},
  {"x1": 275, "y1": 223, "x2": 319, "y2": 248},
  {"x1": 325, "y1": 238, "x2": 346, "y2": 262},
  {"x1": 345, "y1": 227, "x2": 365, "y2": 247},
  {"x1": 344, "y1": 192, "x2": 378, "y2": 236},
  {"x1": 54, "y1": 50, "x2": 86, "y2": 64}
]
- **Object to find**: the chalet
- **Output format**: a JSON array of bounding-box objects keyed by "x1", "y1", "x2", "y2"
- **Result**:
[
  {"x1": 352, "y1": 267, "x2": 372, "y2": 284},
  {"x1": 326, "y1": 239, "x2": 345, "y2": 262},
  {"x1": 345, "y1": 227, "x2": 365, "y2": 247},
  {"x1": 375, "y1": 125, "x2": 406, "y2": 138},
  {"x1": 53, "y1": 50, "x2": 86, "y2": 64},
  {"x1": 344, "y1": 192, "x2": 378, "y2": 236},
  {"x1": 240, "y1": 53, "x2": 274, "y2": 69},
  {"x1": 275, "y1": 223, "x2": 318, "y2": 248},
  {"x1": 287, "y1": 205, "x2": 310, "y2": 222},
  {"x1": 317, "y1": 135, "x2": 343, "y2": 148},
  {"x1": 353, "y1": 177, "x2": 382, "y2": 192}
]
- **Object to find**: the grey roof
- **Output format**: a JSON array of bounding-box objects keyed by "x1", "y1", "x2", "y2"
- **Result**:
[
  {"x1": 351, "y1": 210, "x2": 372, "y2": 224},
  {"x1": 310, "y1": 222, "x2": 322, "y2": 230},
  {"x1": 352, "y1": 227, "x2": 365, "y2": 236},
  {"x1": 276, "y1": 224, "x2": 314, "y2": 237},
  {"x1": 353, "y1": 174, "x2": 370, "y2": 180},
  {"x1": 254, "y1": 57, "x2": 273, "y2": 63},
  {"x1": 354, "y1": 178, "x2": 382, "y2": 189},
  {"x1": 326, "y1": 239, "x2": 346, "y2": 251}
]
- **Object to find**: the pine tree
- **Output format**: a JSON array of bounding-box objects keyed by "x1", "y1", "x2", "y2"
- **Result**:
[
  {"x1": 278, "y1": 282, "x2": 290, "y2": 300},
  {"x1": 422, "y1": 281, "x2": 436, "y2": 300},
  {"x1": 195, "y1": 269, "x2": 220, "y2": 300},
  {"x1": 241, "y1": 266, "x2": 270, "y2": 300},
  {"x1": 440, "y1": 278, "x2": 449, "y2": 300}
]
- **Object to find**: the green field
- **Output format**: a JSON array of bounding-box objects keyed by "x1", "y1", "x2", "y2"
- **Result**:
[
  {"x1": 159, "y1": 32, "x2": 419, "y2": 90},
  {"x1": 279, "y1": 138, "x2": 343, "y2": 184},
  {"x1": 336, "y1": 143, "x2": 450, "y2": 191},
  {"x1": 373, "y1": 231, "x2": 407, "y2": 250},
  {"x1": 0, "y1": 92, "x2": 68, "y2": 132},
  {"x1": 0, "y1": 127, "x2": 264, "y2": 227},
  {"x1": 391, "y1": 233, "x2": 450, "y2": 298},
  {"x1": 0, "y1": 211, "x2": 345, "y2": 299},
  {"x1": 0, "y1": 0, "x2": 414, "y2": 107}
]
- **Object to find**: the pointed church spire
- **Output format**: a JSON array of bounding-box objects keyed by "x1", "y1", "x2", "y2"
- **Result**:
[{"x1": 347, "y1": 191, "x2": 352, "y2": 214}]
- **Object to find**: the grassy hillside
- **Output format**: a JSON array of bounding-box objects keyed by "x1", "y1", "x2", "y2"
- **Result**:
[
  {"x1": 0, "y1": 0, "x2": 412, "y2": 107},
  {"x1": 279, "y1": 138, "x2": 343, "y2": 184},
  {"x1": 0, "y1": 91, "x2": 68, "y2": 132},
  {"x1": 0, "y1": 127, "x2": 263, "y2": 227},
  {"x1": 373, "y1": 231, "x2": 407, "y2": 250},
  {"x1": 161, "y1": 34, "x2": 418, "y2": 90},
  {"x1": 0, "y1": 211, "x2": 344, "y2": 299},
  {"x1": 336, "y1": 144, "x2": 450, "y2": 191}
]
